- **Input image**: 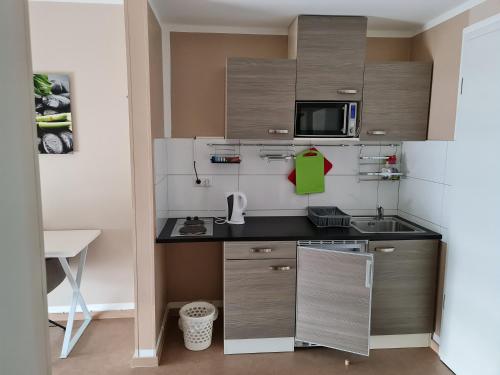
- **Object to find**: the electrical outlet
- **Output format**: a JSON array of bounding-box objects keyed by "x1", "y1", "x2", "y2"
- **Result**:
[{"x1": 194, "y1": 177, "x2": 211, "y2": 187}]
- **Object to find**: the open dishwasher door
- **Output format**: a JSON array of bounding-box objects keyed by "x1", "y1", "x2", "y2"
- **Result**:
[{"x1": 296, "y1": 241, "x2": 373, "y2": 356}]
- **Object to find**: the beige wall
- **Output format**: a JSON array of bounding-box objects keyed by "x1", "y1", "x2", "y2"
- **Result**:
[
  {"x1": 411, "y1": 0, "x2": 500, "y2": 140},
  {"x1": 29, "y1": 2, "x2": 134, "y2": 309},
  {"x1": 366, "y1": 37, "x2": 412, "y2": 61},
  {"x1": 411, "y1": 13, "x2": 469, "y2": 140},
  {"x1": 469, "y1": 0, "x2": 500, "y2": 24},
  {"x1": 170, "y1": 33, "x2": 289, "y2": 138},
  {"x1": 165, "y1": 243, "x2": 223, "y2": 303}
]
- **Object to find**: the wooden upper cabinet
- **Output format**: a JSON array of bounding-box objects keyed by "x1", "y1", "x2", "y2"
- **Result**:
[
  {"x1": 361, "y1": 62, "x2": 433, "y2": 141},
  {"x1": 290, "y1": 15, "x2": 367, "y2": 101},
  {"x1": 226, "y1": 58, "x2": 296, "y2": 140}
]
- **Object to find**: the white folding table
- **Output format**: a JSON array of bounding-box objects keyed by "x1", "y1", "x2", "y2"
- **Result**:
[{"x1": 44, "y1": 229, "x2": 101, "y2": 358}]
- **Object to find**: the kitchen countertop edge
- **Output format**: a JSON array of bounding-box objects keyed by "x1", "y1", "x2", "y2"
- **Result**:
[{"x1": 156, "y1": 216, "x2": 442, "y2": 243}]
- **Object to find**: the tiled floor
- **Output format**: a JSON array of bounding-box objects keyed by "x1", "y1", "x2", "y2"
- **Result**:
[{"x1": 50, "y1": 318, "x2": 453, "y2": 375}]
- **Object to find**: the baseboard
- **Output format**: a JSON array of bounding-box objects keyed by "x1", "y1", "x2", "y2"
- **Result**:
[
  {"x1": 370, "y1": 333, "x2": 431, "y2": 349},
  {"x1": 224, "y1": 337, "x2": 295, "y2": 355},
  {"x1": 130, "y1": 353, "x2": 158, "y2": 368},
  {"x1": 134, "y1": 301, "x2": 433, "y2": 365},
  {"x1": 154, "y1": 308, "x2": 169, "y2": 364},
  {"x1": 431, "y1": 333, "x2": 440, "y2": 353},
  {"x1": 48, "y1": 302, "x2": 135, "y2": 321},
  {"x1": 432, "y1": 333, "x2": 440, "y2": 344}
]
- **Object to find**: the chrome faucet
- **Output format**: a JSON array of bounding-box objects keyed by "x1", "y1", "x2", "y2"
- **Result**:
[{"x1": 376, "y1": 205, "x2": 384, "y2": 220}]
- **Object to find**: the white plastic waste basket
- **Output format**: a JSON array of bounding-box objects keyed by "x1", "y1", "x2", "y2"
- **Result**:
[{"x1": 178, "y1": 301, "x2": 218, "y2": 351}]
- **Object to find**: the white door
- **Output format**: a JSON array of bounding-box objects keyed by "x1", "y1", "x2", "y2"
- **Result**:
[{"x1": 440, "y1": 15, "x2": 500, "y2": 375}]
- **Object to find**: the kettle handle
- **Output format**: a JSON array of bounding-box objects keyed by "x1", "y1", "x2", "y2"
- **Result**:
[{"x1": 238, "y1": 193, "x2": 247, "y2": 211}]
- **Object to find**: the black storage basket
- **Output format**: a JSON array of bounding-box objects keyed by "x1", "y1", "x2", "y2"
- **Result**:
[{"x1": 307, "y1": 206, "x2": 352, "y2": 228}]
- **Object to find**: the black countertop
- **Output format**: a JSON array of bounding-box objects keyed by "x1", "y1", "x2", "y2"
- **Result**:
[{"x1": 156, "y1": 216, "x2": 442, "y2": 243}]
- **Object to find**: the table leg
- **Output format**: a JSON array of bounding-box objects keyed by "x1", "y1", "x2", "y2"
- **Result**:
[{"x1": 58, "y1": 246, "x2": 92, "y2": 358}]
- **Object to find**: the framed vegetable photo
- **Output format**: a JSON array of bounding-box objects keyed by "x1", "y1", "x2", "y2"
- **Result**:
[{"x1": 34, "y1": 73, "x2": 73, "y2": 154}]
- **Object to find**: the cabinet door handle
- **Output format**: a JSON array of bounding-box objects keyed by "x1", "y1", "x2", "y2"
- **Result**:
[
  {"x1": 367, "y1": 130, "x2": 387, "y2": 136},
  {"x1": 365, "y1": 260, "x2": 373, "y2": 288},
  {"x1": 268, "y1": 129, "x2": 289, "y2": 134},
  {"x1": 251, "y1": 247, "x2": 273, "y2": 253},
  {"x1": 337, "y1": 89, "x2": 358, "y2": 95},
  {"x1": 374, "y1": 247, "x2": 395, "y2": 253},
  {"x1": 269, "y1": 265, "x2": 292, "y2": 271}
]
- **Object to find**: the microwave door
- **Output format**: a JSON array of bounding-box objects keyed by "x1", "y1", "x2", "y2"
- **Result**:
[
  {"x1": 341, "y1": 104, "x2": 348, "y2": 134},
  {"x1": 295, "y1": 102, "x2": 352, "y2": 138}
]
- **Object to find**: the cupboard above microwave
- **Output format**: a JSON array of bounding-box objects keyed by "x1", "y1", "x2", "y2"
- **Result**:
[{"x1": 295, "y1": 101, "x2": 359, "y2": 138}]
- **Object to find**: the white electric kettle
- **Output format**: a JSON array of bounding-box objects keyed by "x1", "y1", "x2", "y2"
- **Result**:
[{"x1": 225, "y1": 192, "x2": 247, "y2": 224}]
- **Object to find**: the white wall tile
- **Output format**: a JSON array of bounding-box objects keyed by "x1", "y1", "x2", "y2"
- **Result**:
[
  {"x1": 155, "y1": 176, "x2": 168, "y2": 214},
  {"x1": 166, "y1": 138, "x2": 193, "y2": 174},
  {"x1": 160, "y1": 139, "x2": 406, "y2": 217},
  {"x1": 153, "y1": 138, "x2": 168, "y2": 184},
  {"x1": 153, "y1": 138, "x2": 168, "y2": 175},
  {"x1": 402, "y1": 141, "x2": 448, "y2": 183},
  {"x1": 317, "y1": 145, "x2": 359, "y2": 175},
  {"x1": 345, "y1": 208, "x2": 399, "y2": 217},
  {"x1": 157, "y1": 210, "x2": 169, "y2": 219},
  {"x1": 239, "y1": 175, "x2": 308, "y2": 210},
  {"x1": 377, "y1": 181, "x2": 400, "y2": 210},
  {"x1": 167, "y1": 174, "x2": 238, "y2": 211},
  {"x1": 439, "y1": 227, "x2": 449, "y2": 243},
  {"x1": 168, "y1": 210, "x2": 226, "y2": 218},
  {"x1": 309, "y1": 176, "x2": 378, "y2": 210},
  {"x1": 239, "y1": 145, "x2": 303, "y2": 175},
  {"x1": 441, "y1": 185, "x2": 452, "y2": 229},
  {"x1": 359, "y1": 144, "x2": 382, "y2": 157},
  {"x1": 398, "y1": 177, "x2": 445, "y2": 225},
  {"x1": 444, "y1": 141, "x2": 456, "y2": 186},
  {"x1": 246, "y1": 209, "x2": 307, "y2": 217},
  {"x1": 397, "y1": 210, "x2": 443, "y2": 234},
  {"x1": 156, "y1": 217, "x2": 167, "y2": 236},
  {"x1": 380, "y1": 144, "x2": 402, "y2": 157}
]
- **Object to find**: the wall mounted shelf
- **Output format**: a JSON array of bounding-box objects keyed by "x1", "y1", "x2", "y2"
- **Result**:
[{"x1": 357, "y1": 144, "x2": 403, "y2": 182}]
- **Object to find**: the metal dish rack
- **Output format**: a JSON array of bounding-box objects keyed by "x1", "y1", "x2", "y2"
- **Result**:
[
  {"x1": 208, "y1": 144, "x2": 241, "y2": 164},
  {"x1": 258, "y1": 145, "x2": 296, "y2": 162},
  {"x1": 357, "y1": 144, "x2": 403, "y2": 182}
]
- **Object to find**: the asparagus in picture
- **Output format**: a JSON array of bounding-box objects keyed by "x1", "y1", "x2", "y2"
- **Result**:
[
  {"x1": 36, "y1": 112, "x2": 71, "y2": 122},
  {"x1": 37, "y1": 121, "x2": 72, "y2": 129}
]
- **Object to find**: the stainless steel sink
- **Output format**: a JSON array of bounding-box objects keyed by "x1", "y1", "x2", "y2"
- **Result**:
[{"x1": 350, "y1": 217, "x2": 424, "y2": 233}]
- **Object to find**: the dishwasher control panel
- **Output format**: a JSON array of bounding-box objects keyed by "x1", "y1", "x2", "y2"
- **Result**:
[{"x1": 297, "y1": 240, "x2": 368, "y2": 253}]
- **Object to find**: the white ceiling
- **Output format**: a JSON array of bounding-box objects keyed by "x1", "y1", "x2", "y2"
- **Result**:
[{"x1": 149, "y1": 0, "x2": 485, "y2": 36}]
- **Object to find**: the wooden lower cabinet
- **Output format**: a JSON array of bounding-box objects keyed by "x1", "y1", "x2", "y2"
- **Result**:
[
  {"x1": 223, "y1": 242, "x2": 296, "y2": 348},
  {"x1": 369, "y1": 240, "x2": 439, "y2": 335},
  {"x1": 223, "y1": 239, "x2": 439, "y2": 355}
]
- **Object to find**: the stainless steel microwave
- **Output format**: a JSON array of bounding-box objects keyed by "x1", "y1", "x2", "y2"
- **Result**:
[{"x1": 295, "y1": 101, "x2": 359, "y2": 138}]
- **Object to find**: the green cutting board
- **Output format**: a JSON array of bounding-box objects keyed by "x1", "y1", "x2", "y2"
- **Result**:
[{"x1": 295, "y1": 149, "x2": 325, "y2": 195}]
